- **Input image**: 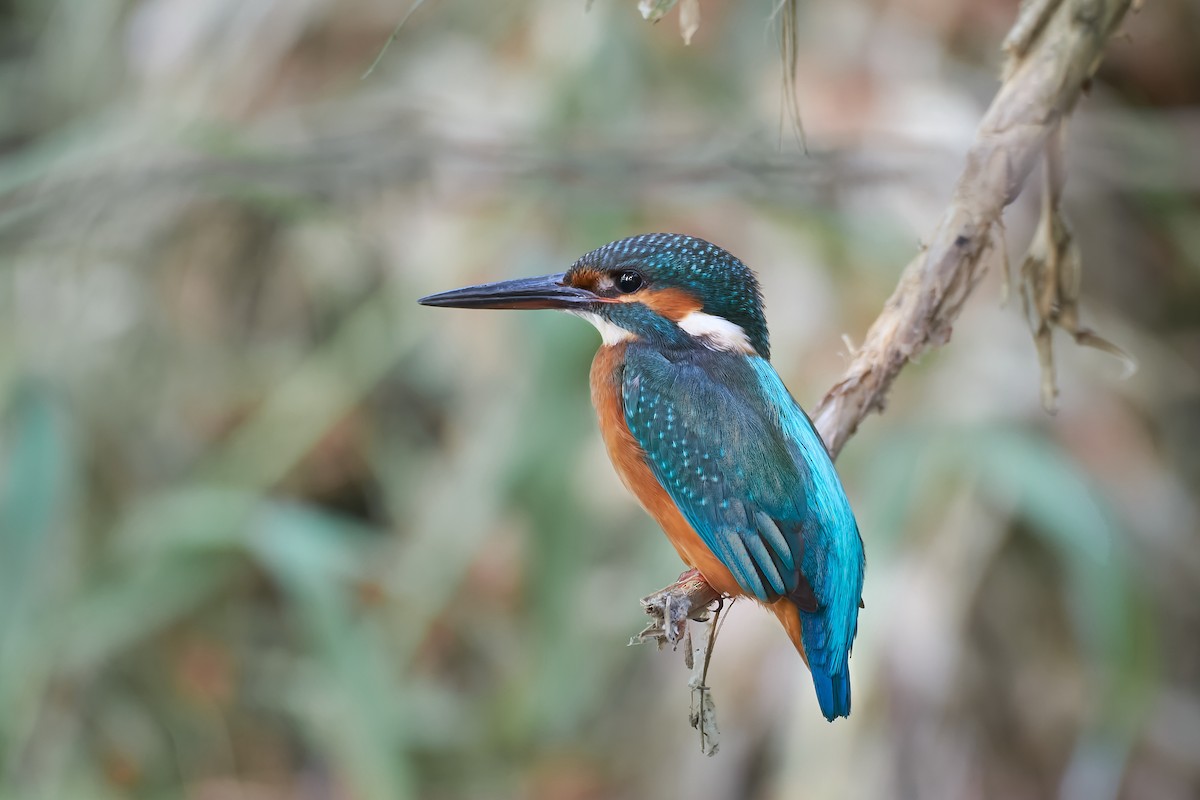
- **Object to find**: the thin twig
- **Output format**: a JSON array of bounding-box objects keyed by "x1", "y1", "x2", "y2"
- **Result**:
[
  {"x1": 688, "y1": 599, "x2": 724, "y2": 755},
  {"x1": 361, "y1": 0, "x2": 430, "y2": 79},
  {"x1": 774, "y1": 0, "x2": 807, "y2": 152}
]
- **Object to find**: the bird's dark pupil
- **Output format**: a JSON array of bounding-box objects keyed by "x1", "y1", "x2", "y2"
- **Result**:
[{"x1": 617, "y1": 271, "x2": 642, "y2": 293}]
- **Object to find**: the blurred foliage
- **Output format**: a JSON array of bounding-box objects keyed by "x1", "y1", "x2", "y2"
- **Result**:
[{"x1": 0, "y1": 0, "x2": 1198, "y2": 798}]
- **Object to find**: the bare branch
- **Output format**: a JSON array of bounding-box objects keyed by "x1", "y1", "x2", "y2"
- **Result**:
[
  {"x1": 632, "y1": 569, "x2": 719, "y2": 648},
  {"x1": 813, "y1": 0, "x2": 1132, "y2": 454}
]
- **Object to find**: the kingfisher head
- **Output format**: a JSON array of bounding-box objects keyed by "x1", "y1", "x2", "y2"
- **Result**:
[{"x1": 419, "y1": 233, "x2": 770, "y2": 358}]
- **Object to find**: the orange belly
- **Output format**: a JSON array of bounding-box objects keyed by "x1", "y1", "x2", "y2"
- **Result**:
[{"x1": 589, "y1": 344, "x2": 809, "y2": 663}]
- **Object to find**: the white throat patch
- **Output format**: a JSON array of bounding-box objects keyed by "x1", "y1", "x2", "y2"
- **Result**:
[
  {"x1": 569, "y1": 310, "x2": 637, "y2": 346},
  {"x1": 677, "y1": 311, "x2": 757, "y2": 354}
]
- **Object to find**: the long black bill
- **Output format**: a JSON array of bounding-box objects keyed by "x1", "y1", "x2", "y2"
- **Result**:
[{"x1": 417, "y1": 272, "x2": 596, "y2": 310}]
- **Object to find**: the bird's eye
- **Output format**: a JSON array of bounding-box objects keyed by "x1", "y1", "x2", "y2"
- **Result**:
[{"x1": 615, "y1": 271, "x2": 643, "y2": 293}]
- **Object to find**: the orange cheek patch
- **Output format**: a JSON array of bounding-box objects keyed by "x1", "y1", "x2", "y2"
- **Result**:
[{"x1": 634, "y1": 287, "x2": 702, "y2": 321}]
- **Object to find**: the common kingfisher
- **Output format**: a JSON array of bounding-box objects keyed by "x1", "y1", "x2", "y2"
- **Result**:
[{"x1": 419, "y1": 234, "x2": 865, "y2": 721}]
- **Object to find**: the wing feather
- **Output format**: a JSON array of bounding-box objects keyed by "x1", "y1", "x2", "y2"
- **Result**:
[{"x1": 622, "y1": 346, "x2": 811, "y2": 603}]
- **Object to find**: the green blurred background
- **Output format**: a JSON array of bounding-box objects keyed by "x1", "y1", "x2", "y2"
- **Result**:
[{"x1": 1, "y1": 0, "x2": 1198, "y2": 798}]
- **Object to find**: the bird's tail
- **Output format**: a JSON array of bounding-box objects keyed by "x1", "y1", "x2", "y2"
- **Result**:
[{"x1": 770, "y1": 600, "x2": 852, "y2": 721}]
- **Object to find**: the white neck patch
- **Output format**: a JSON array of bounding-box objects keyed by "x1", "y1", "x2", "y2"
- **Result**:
[
  {"x1": 677, "y1": 311, "x2": 757, "y2": 354},
  {"x1": 569, "y1": 310, "x2": 637, "y2": 346}
]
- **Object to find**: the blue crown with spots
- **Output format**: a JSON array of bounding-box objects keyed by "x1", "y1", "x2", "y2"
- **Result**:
[{"x1": 575, "y1": 234, "x2": 771, "y2": 358}]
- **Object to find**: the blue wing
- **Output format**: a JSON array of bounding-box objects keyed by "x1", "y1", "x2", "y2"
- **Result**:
[{"x1": 622, "y1": 344, "x2": 865, "y2": 720}]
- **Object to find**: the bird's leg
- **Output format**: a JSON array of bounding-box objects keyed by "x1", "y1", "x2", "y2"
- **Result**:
[
  {"x1": 629, "y1": 569, "x2": 721, "y2": 649},
  {"x1": 674, "y1": 569, "x2": 716, "y2": 620}
]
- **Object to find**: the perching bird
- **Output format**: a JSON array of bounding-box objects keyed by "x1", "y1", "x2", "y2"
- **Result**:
[{"x1": 419, "y1": 234, "x2": 865, "y2": 721}]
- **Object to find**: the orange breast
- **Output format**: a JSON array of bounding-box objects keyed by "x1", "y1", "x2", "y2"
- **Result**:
[{"x1": 589, "y1": 344, "x2": 741, "y2": 598}]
